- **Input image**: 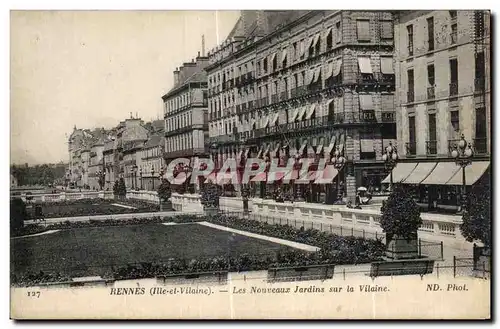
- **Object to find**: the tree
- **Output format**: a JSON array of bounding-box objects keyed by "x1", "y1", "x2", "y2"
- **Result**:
[
  {"x1": 380, "y1": 185, "x2": 422, "y2": 242},
  {"x1": 460, "y1": 179, "x2": 491, "y2": 249},
  {"x1": 113, "y1": 177, "x2": 127, "y2": 200},
  {"x1": 11, "y1": 198, "x2": 27, "y2": 232}
]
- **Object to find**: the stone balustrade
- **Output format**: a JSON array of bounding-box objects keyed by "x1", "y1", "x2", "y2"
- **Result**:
[
  {"x1": 13, "y1": 191, "x2": 114, "y2": 203},
  {"x1": 170, "y1": 194, "x2": 468, "y2": 248}
]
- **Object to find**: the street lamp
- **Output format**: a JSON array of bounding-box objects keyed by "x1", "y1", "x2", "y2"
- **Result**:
[
  {"x1": 332, "y1": 146, "x2": 346, "y2": 202},
  {"x1": 151, "y1": 166, "x2": 156, "y2": 190},
  {"x1": 132, "y1": 165, "x2": 138, "y2": 190},
  {"x1": 451, "y1": 134, "x2": 474, "y2": 213},
  {"x1": 382, "y1": 141, "x2": 399, "y2": 191},
  {"x1": 139, "y1": 167, "x2": 143, "y2": 190}
]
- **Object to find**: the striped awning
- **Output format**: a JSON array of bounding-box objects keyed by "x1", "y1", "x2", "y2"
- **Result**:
[
  {"x1": 312, "y1": 67, "x2": 322, "y2": 83},
  {"x1": 381, "y1": 162, "x2": 418, "y2": 184},
  {"x1": 298, "y1": 140, "x2": 308, "y2": 155},
  {"x1": 446, "y1": 161, "x2": 490, "y2": 186},
  {"x1": 314, "y1": 165, "x2": 339, "y2": 184},
  {"x1": 244, "y1": 148, "x2": 250, "y2": 158},
  {"x1": 421, "y1": 162, "x2": 461, "y2": 185},
  {"x1": 402, "y1": 162, "x2": 437, "y2": 184},
  {"x1": 332, "y1": 59, "x2": 342, "y2": 77},
  {"x1": 325, "y1": 61, "x2": 334, "y2": 80}
]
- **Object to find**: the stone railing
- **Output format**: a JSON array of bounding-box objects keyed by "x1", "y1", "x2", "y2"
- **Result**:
[
  {"x1": 126, "y1": 190, "x2": 159, "y2": 203},
  {"x1": 13, "y1": 191, "x2": 114, "y2": 203},
  {"x1": 170, "y1": 194, "x2": 468, "y2": 248}
]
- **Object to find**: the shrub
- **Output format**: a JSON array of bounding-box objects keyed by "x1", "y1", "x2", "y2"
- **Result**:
[
  {"x1": 461, "y1": 179, "x2": 491, "y2": 249},
  {"x1": 10, "y1": 198, "x2": 27, "y2": 232}
]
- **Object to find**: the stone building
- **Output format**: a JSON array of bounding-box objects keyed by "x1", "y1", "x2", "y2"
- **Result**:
[
  {"x1": 206, "y1": 10, "x2": 397, "y2": 202},
  {"x1": 139, "y1": 120, "x2": 165, "y2": 190},
  {"x1": 385, "y1": 10, "x2": 490, "y2": 212},
  {"x1": 162, "y1": 52, "x2": 209, "y2": 188}
]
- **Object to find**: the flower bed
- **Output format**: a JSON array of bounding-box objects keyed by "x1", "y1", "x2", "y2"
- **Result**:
[{"x1": 12, "y1": 213, "x2": 385, "y2": 286}]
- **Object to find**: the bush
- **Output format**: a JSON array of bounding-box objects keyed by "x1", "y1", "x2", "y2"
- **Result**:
[
  {"x1": 157, "y1": 179, "x2": 172, "y2": 202},
  {"x1": 461, "y1": 179, "x2": 491, "y2": 249},
  {"x1": 200, "y1": 183, "x2": 222, "y2": 208},
  {"x1": 10, "y1": 198, "x2": 26, "y2": 232},
  {"x1": 380, "y1": 185, "x2": 422, "y2": 242}
]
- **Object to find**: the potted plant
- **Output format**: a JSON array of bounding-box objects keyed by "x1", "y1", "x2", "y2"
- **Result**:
[
  {"x1": 157, "y1": 178, "x2": 172, "y2": 211},
  {"x1": 380, "y1": 185, "x2": 422, "y2": 259},
  {"x1": 200, "y1": 182, "x2": 221, "y2": 216}
]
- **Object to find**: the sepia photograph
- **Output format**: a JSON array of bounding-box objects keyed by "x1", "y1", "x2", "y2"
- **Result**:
[{"x1": 9, "y1": 7, "x2": 491, "y2": 320}]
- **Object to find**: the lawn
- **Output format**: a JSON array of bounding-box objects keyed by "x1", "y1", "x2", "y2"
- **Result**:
[
  {"x1": 30, "y1": 199, "x2": 160, "y2": 219},
  {"x1": 11, "y1": 223, "x2": 295, "y2": 279}
]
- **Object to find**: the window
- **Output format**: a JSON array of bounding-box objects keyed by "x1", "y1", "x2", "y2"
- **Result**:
[
  {"x1": 451, "y1": 23, "x2": 457, "y2": 44},
  {"x1": 326, "y1": 28, "x2": 333, "y2": 49},
  {"x1": 475, "y1": 107, "x2": 487, "y2": 154},
  {"x1": 407, "y1": 25, "x2": 414, "y2": 56},
  {"x1": 272, "y1": 54, "x2": 277, "y2": 72},
  {"x1": 263, "y1": 58, "x2": 268, "y2": 73},
  {"x1": 293, "y1": 42, "x2": 298, "y2": 60},
  {"x1": 315, "y1": 36, "x2": 321, "y2": 54},
  {"x1": 428, "y1": 113, "x2": 437, "y2": 145},
  {"x1": 449, "y1": 58, "x2": 458, "y2": 96},
  {"x1": 427, "y1": 64, "x2": 435, "y2": 99},
  {"x1": 257, "y1": 61, "x2": 261, "y2": 74},
  {"x1": 450, "y1": 110, "x2": 460, "y2": 135},
  {"x1": 335, "y1": 22, "x2": 341, "y2": 43},
  {"x1": 475, "y1": 52, "x2": 485, "y2": 92},
  {"x1": 408, "y1": 116, "x2": 416, "y2": 155},
  {"x1": 449, "y1": 10, "x2": 457, "y2": 20},
  {"x1": 407, "y1": 69, "x2": 414, "y2": 102},
  {"x1": 357, "y1": 20, "x2": 370, "y2": 41},
  {"x1": 427, "y1": 17, "x2": 434, "y2": 51},
  {"x1": 381, "y1": 21, "x2": 393, "y2": 39}
]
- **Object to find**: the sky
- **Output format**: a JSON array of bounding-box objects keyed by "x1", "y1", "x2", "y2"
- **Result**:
[{"x1": 10, "y1": 10, "x2": 240, "y2": 165}]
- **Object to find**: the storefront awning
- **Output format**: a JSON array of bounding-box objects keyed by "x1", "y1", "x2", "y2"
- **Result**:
[
  {"x1": 358, "y1": 56, "x2": 373, "y2": 74},
  {"x1": 337, "y1": 133, "x2": 345, "y2": 154},
  {"x1": 402, "y1": 162, "x2": 437, "y2": 184},
  {"x1": 380, "y1": 57, "x2": 394, "y2": 74},
  {"x1": 325, "y1": 61, "x2": 334, "y2": 80},
  {"x1": 325, "y1": 135, "x2": 337, "y2": 157},
  {"x1": 307, "y1": 145, "x2": 315, "y2": 156},
  {"x1": 314, "y1": 165, "x2": 339, "y2": 184},
  {"x1": 298, "y1": 140, "x2": 308, "y2": 155},
  {"x1": 271, "y1": 143, "x2": 280, "y2": 158},
  {"x1": 445, "y1": 161, "x2": 490, "y2": 186},
  {"x1": 381, "y1": 162, "x2": 418, "y2": 184},
  {"x1": 306, "y1": 104, "x2": 317, "y2": 120},
  {"x1": 256, "y1": 146, "x2": 264, "y2": 159},
  {"x1": 244, "y1": 148, "x2": 250, "y2": 158},
  {"x1": 420, "y1": 162, "x2": 461, "y2": 185},
  {"x1": 264, "y1": 144, "x2": 271, "y2": 157}
]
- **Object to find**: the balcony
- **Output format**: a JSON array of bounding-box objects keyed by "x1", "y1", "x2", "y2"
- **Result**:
[
  {"x1": 407, "y1": 90, "x2": 415, "y2": 103},
  {"x1": 449, "y1": 82, "x2": 458, "y2": 97},
  {"x1": 447, "y1": 139, "x2": 461, "y2": 155},
  {"x1": 427, "y1": 86, "x2": 435, "y2": 99},
  {"x1": 474, "y1": 138, "x2": 488, "y2": 154},
  {"x1": 474, "y1": 78, "x2": 485, "y2": 93},
  {"x1": 405, "y1": 142, "x2": 417, "y2": 157},
  {"x1": 426, "y1": 140, "x2": 437, "y2": 155},
  {"x1": 290, "y1": 88, "x2": 297, "y2": 98}
]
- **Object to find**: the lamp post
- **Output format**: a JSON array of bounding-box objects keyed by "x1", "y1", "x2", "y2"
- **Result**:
[
  {"x1": 151, "y1": 166, "x2": 156, "y2": 190},
  {"x1": 382, "y1": 141, "x2": 399, "y2": 191},
  {"x1": 332, "y1": 146, "x2": 346, "y2": 202},
  {"x1": 451, "y1": 134, "x2": 474, "y2": 213},
  {"x1": 132, "y1": 165, "x2": 138, "y2": 190},
  {"x1": 139, "y1": 167, "x2": 143, "y2": 190}
]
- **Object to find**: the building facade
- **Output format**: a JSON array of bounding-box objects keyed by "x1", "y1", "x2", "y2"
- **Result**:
[
  {"x1": 206, "y1": 10, "x2": 397, "y2": 202},
  {"x1": 387, "y1": 10, "x2": 490, "y2": 212},
  {"x1": 162, "y1": 52, "x2": 210, "y2": 189}
]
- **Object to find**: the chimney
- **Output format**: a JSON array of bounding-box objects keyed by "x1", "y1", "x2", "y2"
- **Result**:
[
  {"x1": 173, "y1": 67, "x2": 180, "y2": 86},
  {"x1": 201, "y1": 34, "x2": 205, "y2": 56}
]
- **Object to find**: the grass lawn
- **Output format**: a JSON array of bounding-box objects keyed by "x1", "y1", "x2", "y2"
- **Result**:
[
  {"x1": 32, "y1": 199, "x2": 159, "y2": 219},
  {"x1": 11, "y1": 223, "x2": 295, "y2": 278}
]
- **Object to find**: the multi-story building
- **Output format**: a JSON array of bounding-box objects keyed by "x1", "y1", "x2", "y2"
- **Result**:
[
  {"x1": 103, "y1": 130, "x2": 118, "y2": 191},
  {"x1": 115, "y1": 117, "x2": 149, "y2": 190},
  {"x1": 388, "y1": 10, "x2": 490, "y2": 212},
  {"x1": 88, "y1": 132, "x2": 107, "y2": 190},
  {"x1": 80, "y1": 148, "x2": 90, "y2": 188},
  {"x1": 162, "y1": 52, "x2": 210, "y2": 189},
  {"x1": 206, "y1": 10, "x2": 397, "y2": 202},
  {"x1": 138, "y1": 120, "x2": 165, "y2": 190},
  {"x1": 68, "y1": 126, "x2": 102, "y2": 188}
]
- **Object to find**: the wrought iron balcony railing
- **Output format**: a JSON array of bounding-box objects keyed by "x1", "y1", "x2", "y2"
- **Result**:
[
  {"x1": 426, "y1": 140, "x2": 437, "y2": 155},
  {"x1": 405, "y1": 142, "x2": 417, "y2": 156},
  {"x1": 449, "y1": 82, "x2": 458, "y2": 97},
  {"x1": 427, "y1": 86, "x2": 435, "y2": 99}
]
